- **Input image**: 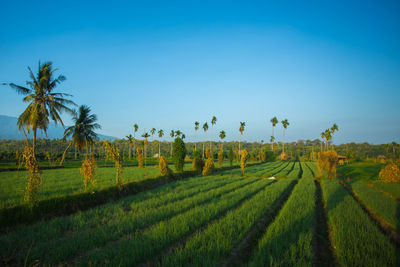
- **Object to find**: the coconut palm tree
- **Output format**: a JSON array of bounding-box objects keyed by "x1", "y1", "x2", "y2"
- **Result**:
[
  {"x1": 239, "y1": 122, "x2": 245, "y2": 159},
  {"x1": 202, "y1": 122, "x2": 209, "y2": 158},
  {"x1": 219, "y1": 130, "x2": 226, "y2": 149},
  {"x1": 150, "y1": 128, "x2": 156, "y2": 156},
  {"x1": 133, "y1": 123, "x2": 139, "y2": 156},
  {"x1": 170, "y1": 130, "x2": 175, "y2": 158},
  {"x1": 142, "y1": 132, "x2": 150, "y2": 168},
  {"x1": 175, "y1": 130, "x2": 182, "y2": 137},
  {"x1": 60, "y1": 105, "x2": 101, "y2": 166},
  {"x1": 126, "y1": 134, "x2": 134, "y2": 160},
  {"x1": 270, "y1": 117, "x2": 278, "y2": 152},
  {"x1": 211, "y1": 116, "x2": 217, "y2": 151},
  {"x1": 281, "y1": 119, "x2": 289, "y2": 155},
  {"x1": 330, "y1": 123, "x2": 339, "y2": 149},
  {"x1": 194, "y1": 121, "x2": 199, "y2": 150},
  {"x1": 157, "y1": 129, "x2": 164, "y2": 158},
  {"x1": 5, "y1": 61, "x2": 76, "y2": 153},
  {"x1": 182, "y1": 134, "x2": 186, "y2": 139}
]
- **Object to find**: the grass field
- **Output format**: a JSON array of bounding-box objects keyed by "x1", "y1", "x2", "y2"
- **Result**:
[
  {"x1": 0, "y1": 161, "x2": 399, "y2": 266},
  {"x1": 0, "y1": 161, "x2": 234, "y2": 208}
]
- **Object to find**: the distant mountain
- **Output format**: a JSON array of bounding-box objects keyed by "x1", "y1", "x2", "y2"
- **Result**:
[{"x1": 0, "y1": 115, "x2": 117, "y2": 141}]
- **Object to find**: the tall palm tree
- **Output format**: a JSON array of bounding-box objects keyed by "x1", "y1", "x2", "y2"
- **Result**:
[
  {"x1": 239, "y1": 122, "x2": 245, "y2": 159},
  {"x1": 60, "y1": 105, "x2": 101, "y2": 166},
  {"x1": 170, "y1": 130, "x2": 175, "y2": 158},
  {"x1": 320, "y1": 132, "x2": 325, "y2": 152},
  {"x1": 158, "y1": 129, "x2": 164, "y2": 157},
  {"x1": 5, "y1": 61, "x2": 76, "y2": 153},
  {"x1": 270, "y1": 117, "x2": 278, "y2": 152},
  {"x1": 270, "y1": 136, "x2": 275, "y2": 151},
  {"x1": 202, "y1": 122, "x2": 209, "y2": 158},
  {"x1": 219, "y1": 130, "x2": 226, "y2": 149},
  {"x1": 126, "y1": 134, "x2": 134, "y2": 160},
  {"x1": 330, "y1": 123, "x2": 339, "y2": 149},
  {"x1": 133, "y1": 123, "x2": 139, "y2": 156},
  {"x1": 142, "y1": 132, "x2": 150, "y2": 168},
  {"x1": 150, "y1": 128, "x2": 156, "y2": 157},
  {"x1": 211, "y1": 116, "x2": 217, "y2": 151},
  {"x1": 194, "y1": 121, "x2": 199, "y2": 150},
  {"x1": 281, "y1": 119, "x2": 289, "y2": 155}
]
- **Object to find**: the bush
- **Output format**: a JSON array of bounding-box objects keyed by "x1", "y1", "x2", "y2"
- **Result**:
[
  {"x1": 317, "y1": 150, "x2": 338, "y2": 178},
  {"x1": 202, "y1": 157, "x2": 215, "y2": 176},
  {"x1": 379, "y1": 163, "x2": 400, "y2": 183},
  {"x1": 240, "y1": 149, "x2": 250, "y2": 176},
  {"x1": 205, "y1": 148, "x2": 211, "y2": 159},
  {"x1": 159, "y1": 156, "x2": 173, "y2": 178},
  {"x1": 173, "y1": 137, "x2": 186, "y2": 173},
  {"x1": 80, "y1": 153, "x2": 97, "y2": 191},
  {"x1": 136, "y1": 147, "x2": 143, "y2": 168},
  {"x1": 228, "y1": 148, "x2": 234, "y2": 166},
  {"x1": 218, "y1": 150, "x2": 224, "y2": 168},
  {"x1": 192, "y1": 150, "x2": 204, "y2": 172}
]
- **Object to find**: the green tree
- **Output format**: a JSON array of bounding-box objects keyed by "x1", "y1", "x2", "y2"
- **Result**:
[
  {"x1": 5, "y1": 61, "x2": 76, "y2": 153},
  {"x1": 158, "y1": 129, "x2": 164, "y2": 157},
  {"x1": 126, "y1": 134, "x2": 134, "y2": 160},
  {"x1": 194, "y1": 121, "x2": 199, "y2": 150},
  {"x1": 228, "y1": 148, "x2": 234, "y2": 166},
  {"x1": 142, "y1": 132, "x2": 150, "y2": 168},
  {"x1": 133, "y1": 123, "x2": 139, "y2": 156},
  {"x1": 150, "y1": 128, "x2": 156, "y2": 156},
  {"x1": 210, "y1": 116, "x2": 217, "y2": 151},
  {"x1": 170, "y1": 130, "x2": 175, "y2": 158},
  {"x1": 60, "y1": 105, "x2": 100, "y2": 166},
  {"x1": 173, "y1": 137, "x2": 186, "y2": 172},
  {"x1": 330, "y1": 123, "x2": 339, "y2": 149},
  {"x1": 219, "y1": 130, "x2": 226, "y2": 149},
  {"x1": 239, "y1": 122, "x2": 245, "y2": 159},
  {"x1": 281, "y1": 119, "x2": 289, "y2": 156},
  {"x1": 202, "y1": 122, "x2": 208, "y2": 158},
  {"x1": 270, "y1": 116, "x2": 278, "y2": 152}
]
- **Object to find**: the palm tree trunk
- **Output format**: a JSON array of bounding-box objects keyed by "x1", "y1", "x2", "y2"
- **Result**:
[
  {"x1": 159, "y1": 140, "x2": 161, "y2": 158},
  {"x1": 202, "y1": 143, "x2": 205, "y2": 158},
  {"x1": 60, "y1": 141, "x2": 72, "y2": 166},
  {"x1": 129, "y1": 144, "x2": 131, "y2": 160},
  {"x1": 170, "y1": 142, "x2": 173, "y2": 158},
  {"x1": 33, "y1": 128, "x2": 37, "y2": 155}
]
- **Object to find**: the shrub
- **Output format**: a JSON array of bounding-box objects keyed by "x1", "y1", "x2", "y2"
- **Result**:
[
  {"x1": 136, "y1": 147, "x2": 143, "y2": 168},
  {"x1": 205, "y1": 148, "x2": 211, "y2": 159},
  {"x1": 379, "y1": 163, "x2": 400, "y2": 183},
  {"x1": 202, "y1": 157, "x2": 215, "y2": 176},
  {"x1": 20, "y1": 146, "x2": 42, "y2": 206},
  {"x1": 192, "y1": 150, "x2": 204, "y2": 172},
  {"x1": 103, "y1": 141, "x2": 124, "y2": 188},
  {"x1": 228, "y1": 148, "x2": 234, "y2": 166},
  {"x1": 80, "y1": 153, "x2": 97, "y2": 191},
  {"x1": 240, "y1": 149, "x2": 250, "y2": 176},
  {"x1": 218, "y1": 150, "x2": 224, "y2": 168},
  {"x1": 173, "y1": 137, "x2": 186, "y2": 173},
  {"x1": 159, "y1": 156, "x2": 173, "y2": 178},
  {"x1": 234, "y1": 149, "x2": 239, "y2": 164},
  {"x1": 317, "y1": 150, "x2": 338, "y2": 178}
]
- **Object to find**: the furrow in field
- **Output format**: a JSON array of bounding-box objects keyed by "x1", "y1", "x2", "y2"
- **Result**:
[
  {"x1": 247, "y1": 178, "x2": 315, "y2": 267},
  {"x1": 75, "y1": 179, "x2": 271, "y2": 267},
  {"x1": 321, "y1": 179, "x2": 396, "y2": 266},
  {"x1": 153, "y1": 180, "x2": 293, "y2": 267},
  {"x1": 313, "y1": 179, "x2": 337, "y2": 267},
  {"x1": 2, "y1": 177, "x2": 256, "y2": 266}
]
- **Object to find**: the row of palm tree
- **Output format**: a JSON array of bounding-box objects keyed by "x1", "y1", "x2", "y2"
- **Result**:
[
  {"x1": 270, "y1": 117, "x2": 290, "y2": 156},
  {"x1": 320, "y1": 123, "x2": 339, "y2": 150}
]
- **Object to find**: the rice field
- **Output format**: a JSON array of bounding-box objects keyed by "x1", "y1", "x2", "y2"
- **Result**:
[{"x1": 0, "y1": 161, "x2": 399, "y2": 266}]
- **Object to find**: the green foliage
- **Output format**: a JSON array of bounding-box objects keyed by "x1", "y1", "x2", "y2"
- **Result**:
[
  {"x1": 217, "y1": 150, "x2": 224, "y2": 168},
  {"x1": 228, "y1": 148, "x2": 234, "y2": 166},
  {"x1": 173, "y1": 137, "x2": 186, "y2": 173}
]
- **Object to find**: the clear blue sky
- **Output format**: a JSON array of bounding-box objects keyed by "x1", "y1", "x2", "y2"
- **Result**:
[{"x1": 1, "y1": 0, "x2": 399, "y2": 144}]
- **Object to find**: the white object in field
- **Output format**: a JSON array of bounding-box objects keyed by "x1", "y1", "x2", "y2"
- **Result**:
[{"x1": 268, "y1": 177, "x2": 276, "y2": 180}]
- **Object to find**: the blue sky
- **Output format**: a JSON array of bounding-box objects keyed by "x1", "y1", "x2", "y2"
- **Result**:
[{"x1": 1, "y1": 0, "x2": 399, "y2": 144}]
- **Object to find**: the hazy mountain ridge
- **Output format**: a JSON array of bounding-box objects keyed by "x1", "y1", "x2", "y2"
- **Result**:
[{"x1": 0, "y1": 115, "x2": 117, "y2": 140}]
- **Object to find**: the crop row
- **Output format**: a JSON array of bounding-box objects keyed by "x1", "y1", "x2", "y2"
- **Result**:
[
  {"x1": 160, "y1": 179, "x2": 294, "y2": 267},
  {"x1": 77, "y1": 179, "x2": 272, "y2": 266},
  {"x1": 1, "y1": 176, "x2": 261, "y2": 265},
  {"x1": 321, "y1": 179, "x2": 396, "y2": 266},
  {"x1": 273, "y1": 161, "x2": 294, "y2": 177},
  {"x1": 248, "y1": 178, "x2": 316, "y2": 267},
  {"x1": 369, "y1": 181, "x2": 400, "y2": 200},
  {"x1": 347, "y1": 181, "x2": 398, "y2": 230}
]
